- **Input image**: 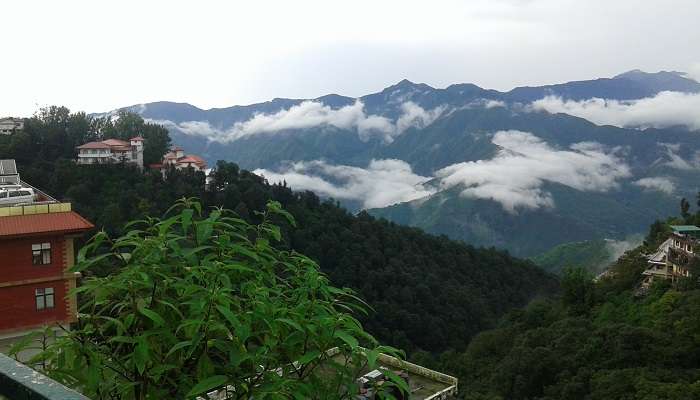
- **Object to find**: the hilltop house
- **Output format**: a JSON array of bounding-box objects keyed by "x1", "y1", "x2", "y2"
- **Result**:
[
  {"x1": 0, "y1": 160, "x2": 94, "y2": 360},
  {"x1": 76, "y1": 136, "x2": 144, "y2": 169},
  {"x1": 150, "y1": 146, "x2": 207, "y2": 175},
  {"x1": 642, "y1": 225, "x2": 699, "y2": 289},
  {"x1": 0, "y1": 117, "x2": 24, "y2": 135}
]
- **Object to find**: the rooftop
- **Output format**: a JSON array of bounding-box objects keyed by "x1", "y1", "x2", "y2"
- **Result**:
[
  {"x1": 671, "y1": 225, "x2": 700, "y2": 239},
  {"x1": 76, "y1": 141, "x2": 111, "y2": 149},
  {"x1": 671, "y1": 225, "x2": 700, "y2": 232},
  {"x1": 0, "y1": 205, "x2": 94, "y2": 238},
  {"x1": 318, "y1": 349, "x2": 457, "y2": 399}
]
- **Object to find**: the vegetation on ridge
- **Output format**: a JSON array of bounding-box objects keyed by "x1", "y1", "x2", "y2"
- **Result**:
[{"x1": 417, "y1": 203, "x2": 700, "y2": 399}]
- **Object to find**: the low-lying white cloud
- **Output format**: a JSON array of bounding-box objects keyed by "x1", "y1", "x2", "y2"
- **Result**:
[
  {"x1": 686, "y1": 63, "x2": 700, "y2": 83},
  {"x1": 394, "y1": 102, "x2": 446, "y2": 138},
  {"x1": 530, "y1": 91, "x2": 700, "y2": 130},
  {"x1": 254, "y1": 130, "x2": 631, "y2": 213},
  {"x1": 656, "y1": 143, "x2": 700, "y2": 171},
  {"x1": 153, "y1": 100, "x2": 445, "y2": 144},
  {"x1": 633, "y1": 177, "x2": 675, "y2": 194},
  {"x1": 255, "y1": 159, "x2": 435, "y2": 209},
  {"x1": 435, "y1": 130, "x2": 631, "y2": 212}
]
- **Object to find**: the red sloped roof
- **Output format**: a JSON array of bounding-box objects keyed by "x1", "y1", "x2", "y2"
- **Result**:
[
  {"x1": 178, "y1": 155, "x2": 207, "y2": 168},
  {"x1": 0, "y1": 211, "x2": 94, "y2": 238},
  {"x1": 102, "y1": 139, "x2": 131, "y2": 147},
  {"x1": 76, "y1": 141, "x2": 111, "y2": 149}
]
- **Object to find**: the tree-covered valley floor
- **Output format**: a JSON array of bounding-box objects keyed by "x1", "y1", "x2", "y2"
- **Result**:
[{"x1": 4, "y1": 108, "x2": 699, "y2": 399}]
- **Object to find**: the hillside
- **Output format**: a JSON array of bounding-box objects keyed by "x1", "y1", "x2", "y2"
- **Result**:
[
  {"x1": 423, "y1": 211, "x2": 700, "y2": 399},
  {"x1": 96, "y1": 70, "x2": 700, "y2": 260},
  {"x1": 531, "y1": 237, "x2": 642, "y2": 275},
  {"x1": 0, "y1": 109, "x2": 558, "y2": 353}
]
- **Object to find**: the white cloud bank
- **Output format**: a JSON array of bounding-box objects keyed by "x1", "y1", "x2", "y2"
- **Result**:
[
  {"x1": 255, "y1": 159, "x2": 435, "y2": 209},
  {"x1": 154, "y1": 100, "x2": 445, "y2": 144},
  {"x1": 659, "y1": 143, "x2": 700, "y2": 171},
  {"x1": 434, "y1": 130, "x2": 631, "y2": 212},
  {"x1": 531, "y1": 91, "x2": 700, "y2": 130},
  {"x1": 633, "y1": 177, "x2": 675, "y2": 194},
  {"x1": 255, "y1": 130, "x2": 631, "y2": 213}
]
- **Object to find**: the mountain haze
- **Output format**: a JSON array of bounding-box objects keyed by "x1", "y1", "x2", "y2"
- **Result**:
[{"x1": 102, "y1": 70, "x2": 700, "y2": 258}]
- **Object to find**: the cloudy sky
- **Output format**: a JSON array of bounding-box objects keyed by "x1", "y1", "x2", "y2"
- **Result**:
[{"x1": 3, "y1": 0, "x2": 700, "y2": 116}]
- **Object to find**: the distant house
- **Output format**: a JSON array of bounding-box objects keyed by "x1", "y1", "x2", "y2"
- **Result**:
[
  {"x1": 642, "y1": 225, "x2": 700, "y2": 289},
  {"x1": 76, "y1": 136, "x2": 144, "y2": 169},
  {"x1": 150, "y1": 146, "x2": 207, "y2": 175},
  {"x1": 0, "y1": 117, "x2": 24, "y2": 135}
]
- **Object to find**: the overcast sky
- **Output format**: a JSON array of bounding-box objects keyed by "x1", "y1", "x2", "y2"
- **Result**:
[{"x1": 3, "y1": 0, "x2": 699, "y2": 116}]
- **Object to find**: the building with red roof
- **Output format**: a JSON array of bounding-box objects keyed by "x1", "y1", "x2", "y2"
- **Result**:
[
  {"x1": 0, "y1": 160, "x2": 94, "y2": 356},
  {"x1": 76, "y1": 136, "x2": 144, "y2": 169},
  {"x1": 152, "y1": 145, "x2": 207, "y2": 175}
]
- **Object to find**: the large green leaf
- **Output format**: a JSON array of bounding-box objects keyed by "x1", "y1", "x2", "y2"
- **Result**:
[{"x1": 186, "y1": 375, "x2": 228, "y2": 398}]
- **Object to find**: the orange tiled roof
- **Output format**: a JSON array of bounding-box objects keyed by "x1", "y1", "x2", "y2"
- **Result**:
[
  {"x1": 177, "y1": 155, "x2": 207, "y2": 169},
  {"x1": 101, "y1": 139, "x2": 130, "y2": 147},
  {"x1": 76, "y1": 141, "x2": 111, "y2": 149},
  {"x1": 0, "y1": 211, "x2": 94, "y2": 238}
]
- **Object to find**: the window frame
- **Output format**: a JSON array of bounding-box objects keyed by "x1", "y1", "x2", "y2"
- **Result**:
[
  {"x1": 32, "y1": 242, "x2": 52, "y2": 265},
  {"x1": 35, "y1": 287, "x2": 55, "y2": 311}
]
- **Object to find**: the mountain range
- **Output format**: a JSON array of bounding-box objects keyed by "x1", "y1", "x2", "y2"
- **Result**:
[{"x1": 103, "y1": 70, "x2": 700, "y2": 263}]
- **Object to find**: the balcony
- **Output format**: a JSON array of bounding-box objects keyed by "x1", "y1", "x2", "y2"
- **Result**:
[{"x1": 0, "y1": 352, "x2": 88, "y2": 400}]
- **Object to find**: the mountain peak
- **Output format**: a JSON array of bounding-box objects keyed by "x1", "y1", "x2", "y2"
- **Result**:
[
  {"x1": 385, "y1": 79, "x2": 434, "y2": 92},
  {"x1": 613, "y1": 69, "x2": 700, "y2": 93}
]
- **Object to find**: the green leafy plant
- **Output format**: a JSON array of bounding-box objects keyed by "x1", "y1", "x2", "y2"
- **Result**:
[{"x1": 26, "y1": 199, "x2": 405, "y2": 399}]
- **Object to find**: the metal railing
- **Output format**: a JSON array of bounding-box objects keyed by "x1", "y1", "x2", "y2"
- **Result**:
[{"x1": 0, "y1": 352, "x2": 89, "y2": 400}]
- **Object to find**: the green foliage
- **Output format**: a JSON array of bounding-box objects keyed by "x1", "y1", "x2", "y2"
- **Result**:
[
  {"x1": 532, "y1": 239, "x2": 613, "y2": 275},
  {"x1": 26, "y1": 199, "x2": 405, "y2": 399},
  {"x1": 560, "y1": 267, "x2": 595, "y2": 315},
  {"x1": 430, "y1": 214, "x2": 700, "y2": 399}
]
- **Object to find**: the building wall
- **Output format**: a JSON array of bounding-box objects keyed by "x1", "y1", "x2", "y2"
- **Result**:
[
  {"x1": 0, "y1": 235, "x2": 77, "y2": 334},
  {"x1": 0, "y1": 278, "x2": 70, "y2": 333},
  {"x1": 0, "y1": 236, "x2": 65, "y2": 283}
]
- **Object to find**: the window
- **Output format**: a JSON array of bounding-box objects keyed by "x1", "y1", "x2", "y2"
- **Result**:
[
  {"x1": 32, "y1": 242, "x2": 51, "y2": 265},
  {"x1": 35, "y1": 288, "x2": 55, "y2": 310}
]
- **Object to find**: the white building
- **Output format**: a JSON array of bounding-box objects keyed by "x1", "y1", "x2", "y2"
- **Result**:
[
  {"x1": 76, "y1": 136, "x2": 144, "y2": 169},
  {"x1": 0, "y1": 118, "x2": 24, "y2": 135}
]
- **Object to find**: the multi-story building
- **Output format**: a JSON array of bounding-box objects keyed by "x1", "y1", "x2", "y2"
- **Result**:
[
  {"x1": 76, "y1": 136, "x2": 144, "y2": 169},
  {"x1": 642, "y1": 225, "x2": 699, "y2": 288},
  {"x1": 150, "y1": 145, "x2": 207, "y2": 175},
  {"x1": 0, "y1": 160, "x2": 94, "y2": 358},
  {"x1": 0, "y1": 117, "x2": 24, "y2": 135}
]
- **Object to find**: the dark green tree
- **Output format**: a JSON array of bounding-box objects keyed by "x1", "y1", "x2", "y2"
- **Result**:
[{"x1": 560, "y1": 267, "x2": 595, "y2": 315}]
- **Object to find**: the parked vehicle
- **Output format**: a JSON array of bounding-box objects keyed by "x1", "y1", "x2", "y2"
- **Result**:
[{"x1": 0, "y1": 187, "x2": 36, "y2": 205}]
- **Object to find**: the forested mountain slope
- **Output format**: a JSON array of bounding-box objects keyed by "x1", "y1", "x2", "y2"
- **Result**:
[
  {"x1": 0, "y1": 108, "x2": 558, "y2": 353},
  {"x1": 418, "y1": 209, "x2": 700, "y2": 399}
]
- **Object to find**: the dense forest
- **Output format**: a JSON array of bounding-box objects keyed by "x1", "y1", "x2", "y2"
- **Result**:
[
  {"x1": 0, "y1": 107, "x2": 558, "y2": 356},
  {"x1": 413, "y1": 207, "x2": 700, "y2": 399}
]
